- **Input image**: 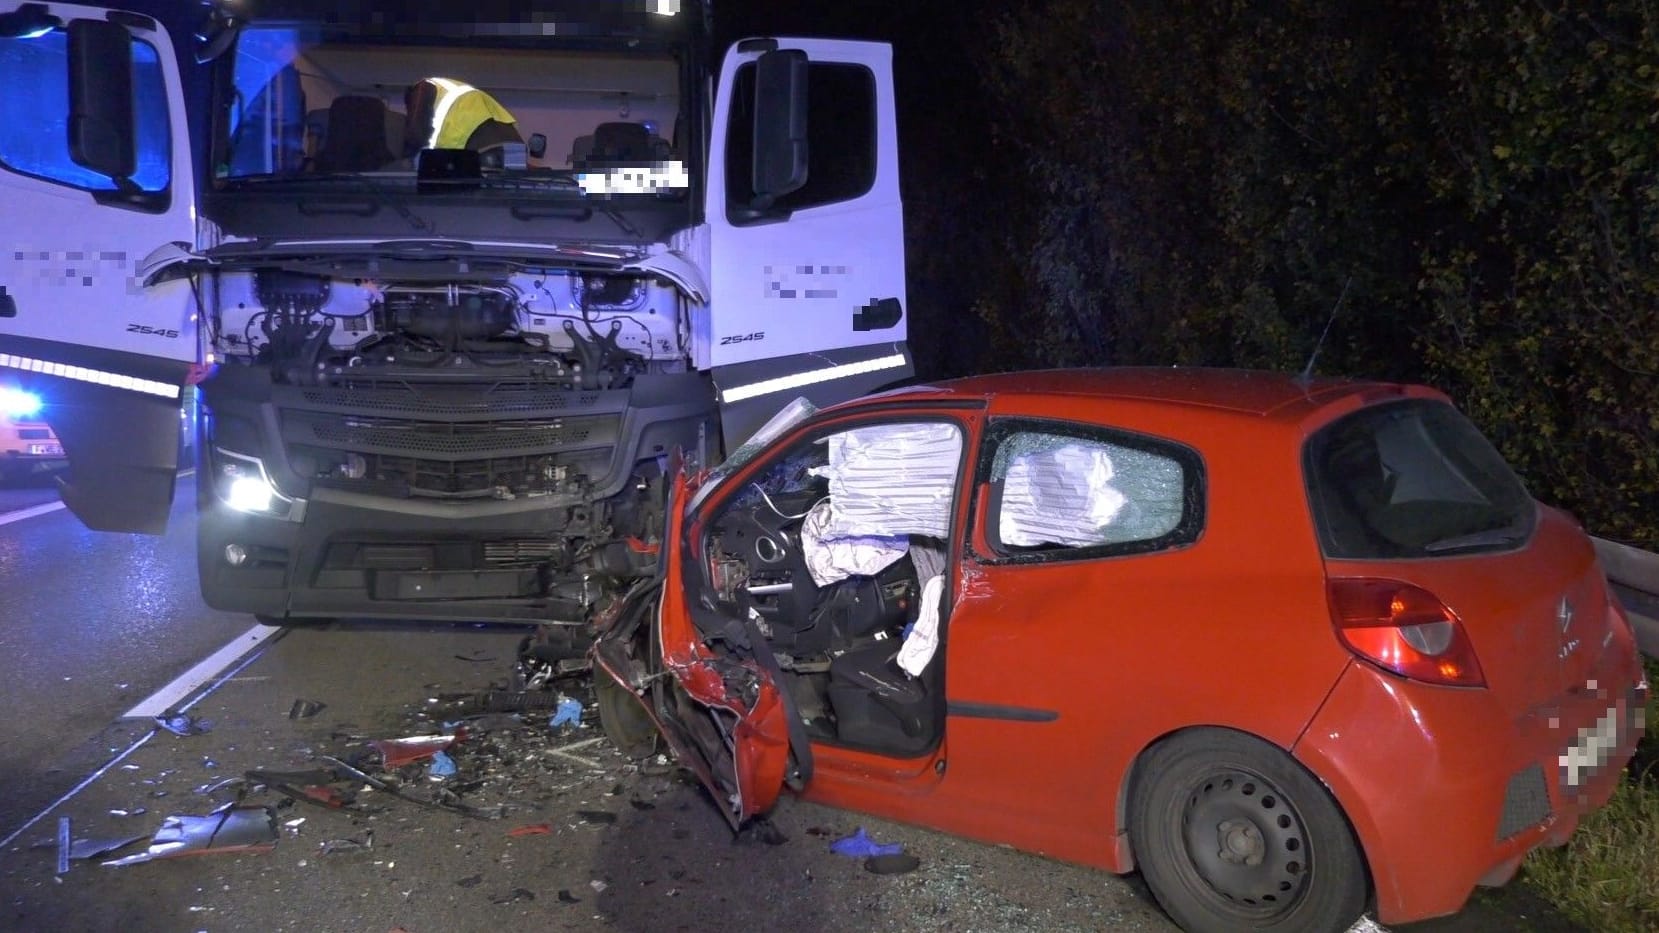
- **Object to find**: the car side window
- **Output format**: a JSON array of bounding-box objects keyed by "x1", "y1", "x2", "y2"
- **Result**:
[
  {"x1": 979, "y1": 419, "x2": 1204, "y2": 562},
  {"x1": 0, "y1": 28, "x2": 171, "y2": 199}
]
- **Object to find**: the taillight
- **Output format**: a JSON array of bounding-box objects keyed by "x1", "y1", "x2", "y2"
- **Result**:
[{"x1": 1328, "y1": 578, "x2": 1486, "y2": 687}]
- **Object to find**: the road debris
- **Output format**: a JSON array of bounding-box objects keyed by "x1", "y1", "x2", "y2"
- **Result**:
[
  {"x1": 507, "y1": 823, "x2": 553, "y2": 837},
  {"x1": 288, "y1": 698, "x2": 325, "y2": 719},
  {"x1": 370, "y1": 732, "x2": 460, "y2": 768},
  {"x1": 829, "y1": 826, "x2": 903, "y2": 858},
  {"x1": 427, "y1": 750, "x2": 458, "y2": 778},
  {"x1": 102, "y1": 806, "x2": 279, "y2": 866},
  {"x1": 319, "y1": 830, "x2": 374, "y2": 856},
  {"x1": 549, "y1": 695, "x2": 584, "y2": 729},
  {"x1": 155, "y1": 712, "x2": 211, "y2": 737}
]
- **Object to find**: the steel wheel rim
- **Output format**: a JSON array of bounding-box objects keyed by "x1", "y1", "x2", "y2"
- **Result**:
[{"x1": 1179, "y1": 766, "x2": 1311, "y2": 916}]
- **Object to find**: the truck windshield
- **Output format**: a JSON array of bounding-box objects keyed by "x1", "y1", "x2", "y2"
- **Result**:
[{"x1": 216, "y1": 24, "x2": 690, "y2": 199}]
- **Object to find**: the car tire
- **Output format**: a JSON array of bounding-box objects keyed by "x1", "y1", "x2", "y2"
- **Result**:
[
  {"x1": 1129, "y1": 728, "x2": 1368, "y2": 933},
  {"x1": 595, "y1": 669, "x2": 658, "y2": 760}
]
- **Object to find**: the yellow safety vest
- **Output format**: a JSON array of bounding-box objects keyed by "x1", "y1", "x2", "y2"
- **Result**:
[{"x1": 424, "y1": 78, "x2": 516, "y2": 150}]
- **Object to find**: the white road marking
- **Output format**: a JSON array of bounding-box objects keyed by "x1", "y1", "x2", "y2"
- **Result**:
[
  {"x1": 0, "y1": 501, "x2": 64, "y2": 526},
  {"x1": 0, "y1": 732, "x2": 157, "y2": 852},
  {"x1": 122, "y1": 623, "x2": 283, "y2": 719},
  {"x1": 0, "y1": 615, "x2": 281, "y2": 852}
]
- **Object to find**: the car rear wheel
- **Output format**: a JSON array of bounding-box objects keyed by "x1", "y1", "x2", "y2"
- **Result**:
[{"x1": 1129, "y1": 729, "x2": 1368, "y2": 933}]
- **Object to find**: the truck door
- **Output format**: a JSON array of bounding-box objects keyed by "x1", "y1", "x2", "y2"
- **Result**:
[
  {"x1": 0, "y1": 2, "x2": 196, "y2": 533},
  {"x1": 706, "y1": 38, "x2": 912, "y2": 447}
]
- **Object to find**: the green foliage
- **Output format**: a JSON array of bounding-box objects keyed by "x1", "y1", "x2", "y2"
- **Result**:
[{"x1": 978, "y1": 0, "x2": 1659, "y2": 547}]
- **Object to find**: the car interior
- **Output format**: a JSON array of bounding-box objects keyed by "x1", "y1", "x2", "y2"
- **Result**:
[{"x1": 699, "y1": 426, "x2": 959, "y2": 759}]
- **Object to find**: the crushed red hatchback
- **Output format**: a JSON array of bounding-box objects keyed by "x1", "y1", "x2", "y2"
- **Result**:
[{"x1": 592, "y1": 368, "x2": 1648, "y2": 933}]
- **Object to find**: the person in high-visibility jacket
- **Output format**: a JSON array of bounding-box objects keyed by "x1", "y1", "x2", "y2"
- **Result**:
[{"x1": 403, "y1": 77, "x2": 521, "y2": 155}]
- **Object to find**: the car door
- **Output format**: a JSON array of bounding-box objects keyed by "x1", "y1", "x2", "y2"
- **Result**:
[
  {"x1": 595, "y1": 402, "x2": 979, "y2": 829},
  {"x1": 0, "y1": 2, "x2": 196, "y2": 533},
  {"x1": 931, "y1": 415, "x2": 1214, "y2": 858}
]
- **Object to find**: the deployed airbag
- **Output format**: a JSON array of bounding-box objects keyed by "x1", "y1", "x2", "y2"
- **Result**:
[{"x1": 812, "y1": 423, "x2": 962, "y2": 539}]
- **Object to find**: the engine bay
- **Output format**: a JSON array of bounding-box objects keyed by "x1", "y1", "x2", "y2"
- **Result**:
[{"x1": 208, "y1": 268, "x2": 687, "y2": 390}]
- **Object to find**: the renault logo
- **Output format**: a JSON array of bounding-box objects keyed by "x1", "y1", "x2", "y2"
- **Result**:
[{"x1": 1557, "y1": 596, "x2": 1575, "y2": 633}]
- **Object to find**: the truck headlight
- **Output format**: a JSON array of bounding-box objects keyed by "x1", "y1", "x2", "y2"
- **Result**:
[{"x1": 213, "y1": 447, "x2": 300, "y2": 520}]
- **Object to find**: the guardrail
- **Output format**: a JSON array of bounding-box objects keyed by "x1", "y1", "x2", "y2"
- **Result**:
[{"x1": 1593, "y1": 537, "x2": 1659, "y2": 660}]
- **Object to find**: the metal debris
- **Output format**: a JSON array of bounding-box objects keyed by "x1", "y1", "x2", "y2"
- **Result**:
[
  {"x1": 319, "y1": 830, "x2": 374, "y2": 856},
  {"x1": 102, "y1": 806, "x2": 279, "y2": 866}
]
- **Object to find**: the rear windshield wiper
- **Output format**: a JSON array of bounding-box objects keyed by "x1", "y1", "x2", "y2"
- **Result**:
[{"x1": 1422, "y1": 527, "x2": 1528, "y2": 554}]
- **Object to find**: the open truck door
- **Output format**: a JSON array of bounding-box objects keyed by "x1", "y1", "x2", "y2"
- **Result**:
[
  {"x1": 0, "y1": 2, "x2": 196, "y2": 532},
  {"x1": 705, "y1": 38, "x2": 912, "y2": 447}
]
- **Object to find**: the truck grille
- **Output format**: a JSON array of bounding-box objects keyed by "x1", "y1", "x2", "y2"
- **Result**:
[
  {"x1": 287, "y1": 411, "x2": 615, "y2": 457},
  {"x1": 299, "y1": 385, "x2": 606, "y2": 417}
]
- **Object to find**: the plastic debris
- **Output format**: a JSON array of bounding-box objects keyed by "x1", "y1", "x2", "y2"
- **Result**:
[
  {"x1": 156, "y1": 713, "x2": 211, "y2": 737},
  {"x1": 507, "y1": 823, "x2": 552, "y2": 837},
  {"x1": 370, "y1": 732, "x2": 460, "y2": 768},
  {"x1": 549, "y1": 696, "x2": 583, "y2": 729},
  {"x1": 55, "y1": 817, "x2": 69, "y2": 875},
  {"x1": 288, "y1": 699, "x2": 325, "y2": 720},
  {"x1": 102, "y1": 806, "x2": 279, "y2": 866},
  {"x1": 428, "y1": 750, "x2": 458, "y2": 778},
  {"x1": 319, "y1": 831, "x2": 373, "y2": 856},
  {"x1": 829, "y1": 827, "x2": 903, "y2": 859},
  {"x1": 589, "y1": 879, "x2": 608, "y2": 893},
  {"x1": 108, "y1": 807, "x2": 147, "y2": 818}
]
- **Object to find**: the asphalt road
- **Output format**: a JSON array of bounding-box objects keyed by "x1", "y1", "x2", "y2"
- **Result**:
[{"x1": 0, "y1": 476, "x2": 1595, "y2": 932}]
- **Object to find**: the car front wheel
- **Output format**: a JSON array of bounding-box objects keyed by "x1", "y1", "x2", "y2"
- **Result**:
[{"x1": 1129, "y1": 728, "x2": 1368, "y2": 933}]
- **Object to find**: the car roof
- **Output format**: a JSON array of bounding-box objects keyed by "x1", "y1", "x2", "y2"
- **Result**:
[{"x1": 849, "y1": 367, "x2": 1436, "y2": 424}]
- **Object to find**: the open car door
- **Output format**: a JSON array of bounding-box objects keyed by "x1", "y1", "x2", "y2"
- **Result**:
[
  {"x1": 0, "y1": 1, "x2": 196, "y2": 533},
  {"x1": 593, "y1": 468, "x2": 799, "y2": 830},
  {"x1": 704, "y1": 38, "x2": 912, "y2": 448}
]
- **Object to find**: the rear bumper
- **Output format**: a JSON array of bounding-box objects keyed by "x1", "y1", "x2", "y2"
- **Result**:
[{"x1": 1293, "y1": 656, "x2": 1647, "y2": 924}]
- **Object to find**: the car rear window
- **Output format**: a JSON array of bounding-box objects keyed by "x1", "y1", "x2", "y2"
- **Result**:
[{"x1": 1304, "y1": 400, "x2": 1536, "y2": 559}]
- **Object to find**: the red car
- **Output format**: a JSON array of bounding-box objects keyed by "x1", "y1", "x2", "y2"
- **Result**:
[{"x1": 593, "y1": 368, "x2": 1648, "y2": 933}]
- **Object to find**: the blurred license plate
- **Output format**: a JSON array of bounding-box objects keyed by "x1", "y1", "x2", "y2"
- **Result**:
[
  {"x1": 28, "y1": 443, "x2": 63, "y2": 456},
  {"x1": 1559, "y1": 704, "x2": 1622, "y2": 788}
]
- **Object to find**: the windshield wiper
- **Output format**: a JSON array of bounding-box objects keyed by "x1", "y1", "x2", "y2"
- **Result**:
[{"x1": 1422, "y1": 527, "x2": 1528, "y2": 554}]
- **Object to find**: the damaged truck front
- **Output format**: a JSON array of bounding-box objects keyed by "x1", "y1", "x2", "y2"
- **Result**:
[{"x1": 0, "y1": 0, "x2": 911, "y2": 643}]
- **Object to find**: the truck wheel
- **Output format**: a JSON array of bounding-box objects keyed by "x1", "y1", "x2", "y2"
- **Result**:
[{"x1": 1129, "y1": 729, "x2": 1368, "y2": 933}]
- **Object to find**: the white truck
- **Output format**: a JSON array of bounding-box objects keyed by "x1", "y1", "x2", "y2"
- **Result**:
[{"x1": 0, "y1": 0, "x2": 910, "y2": 648}]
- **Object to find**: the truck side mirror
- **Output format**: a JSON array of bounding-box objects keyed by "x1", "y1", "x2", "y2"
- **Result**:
[
  {"x1": 67, "y1": 18, "x2": 136, "y2": 182},
  {"x1": 750, "y1": 48, "x2": 807, "y2": 207}
]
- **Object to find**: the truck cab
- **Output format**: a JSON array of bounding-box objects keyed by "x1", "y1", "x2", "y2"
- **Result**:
[{"x1": 0, "y1": 0, "x2": 910, "y2": 634}]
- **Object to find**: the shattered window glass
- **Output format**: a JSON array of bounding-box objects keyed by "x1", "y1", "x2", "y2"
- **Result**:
[{"x1": 991, "y1": 431, "x2": 1185, "y2": 549}]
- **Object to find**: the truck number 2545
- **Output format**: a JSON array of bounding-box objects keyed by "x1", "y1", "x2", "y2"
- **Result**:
[{"x1": 719, "y1": 332, "x2": 766, "y2": 345}]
